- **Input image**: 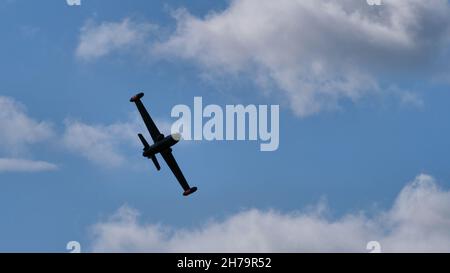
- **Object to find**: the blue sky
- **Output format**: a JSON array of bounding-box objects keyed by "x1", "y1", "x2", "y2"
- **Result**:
[{"x1": 1, "y1": 0, "x2": 450, "y2": 252}]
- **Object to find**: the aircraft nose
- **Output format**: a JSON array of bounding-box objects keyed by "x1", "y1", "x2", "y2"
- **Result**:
[{"x1": 171, "y1": 133, "x2": 182, "y2": 142}]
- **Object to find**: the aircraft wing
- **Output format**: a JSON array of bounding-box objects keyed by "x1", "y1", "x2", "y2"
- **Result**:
[
  {"x1": 130, "y1": 93, "x2": 164, "y2": 143},
  {"x1": 160, "y1": 149, "x2": 192, "y2": 192}
]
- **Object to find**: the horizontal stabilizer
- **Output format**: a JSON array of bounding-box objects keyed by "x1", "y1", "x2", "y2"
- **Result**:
[{"x1": 138, "y1": 133, "x2": 150, "y2": 149}]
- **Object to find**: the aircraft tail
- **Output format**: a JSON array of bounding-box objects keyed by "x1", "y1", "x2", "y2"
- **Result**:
[
  {"x1": 138, "y1": 133, "x2": 161, "y2": 171},
  {"x1": 138, "y1": 133, "x2": 150, "y2": 149}
]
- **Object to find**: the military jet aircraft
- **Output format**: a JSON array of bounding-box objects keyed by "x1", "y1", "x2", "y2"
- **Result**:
[{"x1": 130, "y1": 92, "x2": 198, "y2": 196}]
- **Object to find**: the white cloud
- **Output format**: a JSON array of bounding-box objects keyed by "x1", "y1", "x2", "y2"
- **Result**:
[
  {"x1": 0, "y1": 95, "x2": 170, "y2": 169},
  {"x1": 0, "y1": 96, "x2": 54, "y2": 154},
  {"x1": 61, "y1": 114, "x2": 175, "y2": 168},
  {"x1": 0, "y1": 96, "x2": 57, "y2": 172},
  {"x1": 91, "y1": 174, "x2": 450, "y2": 253},
  {"x1": 154, "y1": 0, "x2": 450, "y2": 116},
  {"x1": 76, "y1": 18, "x2": 156, "y2": 60},
  {"x1": 0, "y1": 158, "x2": 57, "y2": 173},
  {"x1": 62, "y1": 119, "x2": 140, "y2": 167}
]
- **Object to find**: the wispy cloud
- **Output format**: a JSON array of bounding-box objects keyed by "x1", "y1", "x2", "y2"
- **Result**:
[
  {"x1": 61, "y1": 115, "x2": 175, "y2": 168},
  {"x1": 91, "y1": 174, "x2": 450, "y2": 253},
  {"x1": 0, "y1": 96, "x2": 54, "y2": 154},
  {"x1": 0, "y1": 158, "x2": 57, "y2": 173},
  {"x1": 0, "y1": 95, "x2": 171, "y2": 169},
  {"x1": 62, "y1": 119, "x2": 140, "y2": 167},
  {"x1": 76, "y1": 18, "x2": 156, "y2": 61},
  {"x1": 0, "y1": 96, "x2": 57, "y2": 172}
]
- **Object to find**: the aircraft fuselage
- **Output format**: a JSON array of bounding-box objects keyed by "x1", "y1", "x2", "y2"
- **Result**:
[{"x1": 143, "y1": 133, "x2": 181, "y2": 158}]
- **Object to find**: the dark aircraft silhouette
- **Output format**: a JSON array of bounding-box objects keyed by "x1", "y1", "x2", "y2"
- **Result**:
[{"x1": 130, "y1": 92, "x2": 198, "y2": 196}]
